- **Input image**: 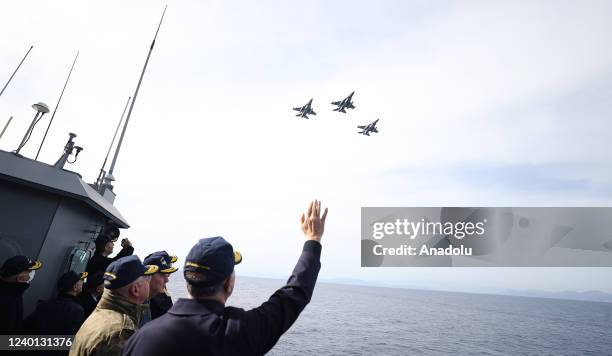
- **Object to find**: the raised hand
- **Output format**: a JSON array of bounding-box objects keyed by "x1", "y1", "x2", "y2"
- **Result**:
[{"x1": 300, "y1": 200, "x2": 328, "y2": 242}]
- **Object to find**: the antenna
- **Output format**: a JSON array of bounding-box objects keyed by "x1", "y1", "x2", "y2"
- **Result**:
[
  {"x1": 0, "y1": 45, "x2": 33, "y2": 98},
  {"x1": 15, "y1": 102, "x2": 50, "y2": 155},
  {"x1": 54, "y1": 132, "x2": 82, "y2": 169},
  {"x1": 96, "y1": 96, "x2": 131, "y2": 190},
  {"x1": 35, "y1": 50, "x2": 79, "y2": 160},
  {"x1": 0, "y1": 116, "x2": 13, "y2": 142},
  {"x1": 106, "y1": 5, "x2": 167, "y2": 185}
]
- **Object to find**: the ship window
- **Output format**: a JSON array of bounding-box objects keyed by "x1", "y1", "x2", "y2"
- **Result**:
[{"x1": 65, "y1": 245, "x2": 92, "y2": 274}]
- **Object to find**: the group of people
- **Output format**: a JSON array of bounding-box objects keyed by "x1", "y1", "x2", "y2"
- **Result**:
[
  {"x1": 0, "y1": 200, "x2": 328, "y2": 356},
  {"x1": 0, "y1": 234, "x2": 178, "y2": 338}
]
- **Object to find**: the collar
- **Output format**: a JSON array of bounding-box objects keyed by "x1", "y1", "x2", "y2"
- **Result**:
[
  {"x1": 169, "y1": 298, "x2": 225, "y2": 316},
  {"x1": 97, "y1": 289, "x2": 143, "y2": 324}
]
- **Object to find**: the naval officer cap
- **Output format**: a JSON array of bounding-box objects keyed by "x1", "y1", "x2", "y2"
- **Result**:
[
  {"x1": 1, "y1": 255, "x2": 42, "y2": 277},
  {"x1": 58, "y1": 270, "x2": 88, "y2": 292},
  {"x1": 144, "y1": 251, "x2": 178, "y2": 274},
  {"x1": 103, "y1": 256, "x2": 158, "y2": 290},
  {"x1": 184, "y1": 236, "x2": 242, "y2": 287}
]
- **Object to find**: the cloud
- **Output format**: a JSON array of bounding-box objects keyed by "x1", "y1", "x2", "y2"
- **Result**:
[{"x1": 1, "y1": 1, "x2": 611, "y2": 292}]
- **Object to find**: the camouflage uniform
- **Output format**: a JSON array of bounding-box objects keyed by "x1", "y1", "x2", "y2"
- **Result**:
[{"x1": 69, "y1": 289, "x2": 143, "y2": 356}]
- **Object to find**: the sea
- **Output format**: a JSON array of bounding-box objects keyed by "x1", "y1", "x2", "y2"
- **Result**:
[{"x1": 166, "y1": 276, "x2": 612, "y2": 355}]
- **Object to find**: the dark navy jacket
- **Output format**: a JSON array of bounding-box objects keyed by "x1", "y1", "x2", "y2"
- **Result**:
[
  {"x1": 150, "y1": 292, "x2": 173, "y2": 320},
  {"x1": 86, "y1": 245, "x2": 134, "y2": 276},
  {"x1": 23, "y1": 293, "x2": 85, "y2": 335},
  {"x1": 139, "y1": 292, "x2": 174, "y2": 327},
  {"x1": 0, "y1": 280, "x2": 29, "y2": 334},
  {"x1": 123, "y1": 240, "x2": 322, "y2": 356},
  {"x1": 77, "y1": 291, "x2": 99, "y2": 319}
]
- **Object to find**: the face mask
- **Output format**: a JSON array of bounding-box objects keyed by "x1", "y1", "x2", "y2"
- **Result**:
[{"x1": 27, "y1": 270, "x2": 35, "y2": 283}]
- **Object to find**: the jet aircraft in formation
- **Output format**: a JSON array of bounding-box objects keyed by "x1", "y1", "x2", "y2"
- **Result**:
[
  {"x1": 292, "y1": 91, "x2": 380, "y2": 136},
  {"x1": 331, "y1": 91, "x2": 355, "y2": 113},
  {"x1": 357, "y1": 119, "x2": 379, "y2": 136},
  {"x1": 292, "y1": 99, "x2": 316, "y2": 119}
]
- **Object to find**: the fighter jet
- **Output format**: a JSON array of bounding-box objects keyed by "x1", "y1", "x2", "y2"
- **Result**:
[
  {"x1": 358, "y1": 119, "x2": 379, "y2": 136},
  {"x1": 293, "y1": 99, "x2": 316, "y2": 119},
  {"x1": 331, "y1": 91, "x2": 355, "y2": 113}
]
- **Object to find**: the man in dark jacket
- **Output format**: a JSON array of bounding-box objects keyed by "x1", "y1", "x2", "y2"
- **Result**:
[
  {"x1": 124, "y1": 200, "x2": 328, "y2": 356},
  {"x1": 86, "y1": 233, "x2": 134, "y2": 276},
  {"x1": 0, "y1": 255, "x2": 42, "y2": 334},
  {"x1": 149, "y1": 289, "x2": 173, "y2": 320},
  {"x1": 24, "y1": 270, "x2": 87, "y2": 335},
  {"x1": 77, "y1": 272, "x2": 104, "y2": 319},
  {"x1": 140, "y1": 251, "x2": 178, "y2": 325}
]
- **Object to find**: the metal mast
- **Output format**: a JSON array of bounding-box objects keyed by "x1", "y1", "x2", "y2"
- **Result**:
[
  {"x1": 0, "y1": 116, "x2": 13, "y2": 142},
  {"x1": 106, "y1": 6, "x2": 167, "y2": 185},
  {"x1": 96, "y1": 96, "x2": 131, "y2": 190},
  {"x1": 0, "y1": 45, "x2": 33, "y2": 98},
  {"x1": 36, "y1": 51, "x2": 79, "y2": 160}
]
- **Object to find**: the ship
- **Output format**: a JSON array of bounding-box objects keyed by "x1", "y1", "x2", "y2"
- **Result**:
[
  {"x1": 0, "y1": 7, "x2": 166, "y2": 316},
  {"x1": 0, "y1": 139, "x2": 128, "y2": 315}
]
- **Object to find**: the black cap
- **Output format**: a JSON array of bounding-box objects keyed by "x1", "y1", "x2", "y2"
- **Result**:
[
  {"x1": 184, "y1": 236, "x2": 242, "y2": 287},
  {"x1": 1, "y1": 255, "x2": 42, "y2": 277},
  {"x1": 100, "y1": 226, "x2": 120, "y2": 240},
  {"x1": 144, "y1": 251, "x2": 178, "y2": 273},
  {"x1": 84, "y1": 271, "x2": 104, "y2": 289},
  {"x1": 103, "y1": 256, "x2": 158, "y2": 290},
  {"x1": 57, "y1": 270, "x2": 88, "y2": 292}
]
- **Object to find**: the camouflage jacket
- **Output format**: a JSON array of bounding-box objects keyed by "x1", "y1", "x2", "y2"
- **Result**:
[{"x1": 69, "y1": 289, "x2": 144, "y2": 356}]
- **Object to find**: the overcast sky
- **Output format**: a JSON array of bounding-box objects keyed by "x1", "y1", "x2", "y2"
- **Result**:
[{"x1": 1, "y1": 0, "x2": 612, "y2": 293}]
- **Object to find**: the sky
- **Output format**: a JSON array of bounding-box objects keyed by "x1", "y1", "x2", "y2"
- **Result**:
[{"x1": 1, "y1": 0, "x2": 612, "y2": 293}]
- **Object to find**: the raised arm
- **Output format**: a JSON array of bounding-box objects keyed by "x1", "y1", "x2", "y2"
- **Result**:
[
  {"x1": 112, "y1": 239, "x2": 134, "y2": 261},
  {"x1": 241, "y1": 200, "x2": 328, "y2": 355}
]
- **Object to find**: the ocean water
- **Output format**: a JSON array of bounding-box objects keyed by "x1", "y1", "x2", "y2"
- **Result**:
[{"x1": 166, "y1": 276, "x2": 612, "y2": 355}]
